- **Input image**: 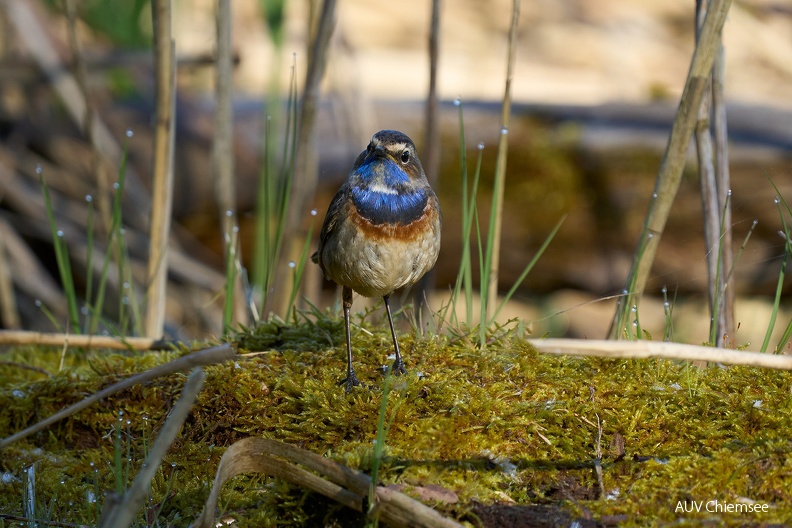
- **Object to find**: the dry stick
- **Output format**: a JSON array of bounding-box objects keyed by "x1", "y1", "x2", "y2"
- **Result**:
[
  {"x1": 0, "y1": 330, "x2": 178, "y2": 350},
  {"x1": 609, "y1": 0, "x2": 733, "y2": 338},
  {"x1": 529, "y1": 339, "x2": 792, "y2": 371},
  {"x1": 0, "y1": 343, "x2": 234, "y2": 450},
  {"x1": 192, "y1": 437, "x2": 464, "y2": 528},
  {"x1": 99, "y1": 368, "x2": 206, "y2": 528},
  {"x1": 145, "y1": 0, "x2": 177, "y2": 339},
  {"x1": 485, "y1": 0, "x2": 520, "y2": 320},
  {"x1": 712, "y1": 43, "x2": 734, "y2": 345},
  {"x1": 694, "y1": 0, "x2": 719, "y2": 358}
]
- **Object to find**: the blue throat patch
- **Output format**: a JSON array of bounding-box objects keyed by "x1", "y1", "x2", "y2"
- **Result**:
[
  {"x1": 351, "y1": 186, "x2": 428, "y2": 225},
  {"x1": 350, "y1": 157, "x2": 428, "y2": 225}
]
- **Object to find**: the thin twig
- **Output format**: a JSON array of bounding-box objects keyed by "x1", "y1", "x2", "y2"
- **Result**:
[
  {"x1": 530, "y1": 338, "x2": 792, "y2": 370},
  {"x1": 99, "y1": 368, "x2": 205, "y2": 528},
  {"x1": 0, "y1": 343, "x2": 234, "y2": 449}
]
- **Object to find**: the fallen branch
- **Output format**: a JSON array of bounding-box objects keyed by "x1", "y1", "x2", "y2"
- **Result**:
[
  {"x1": 529, "y1": 338, "x2": 792, "y2": 370},
  {"x1": 0, "y1": 343, "x2": 235, "y2": 449},
  {"x1": 0, "y1": 330, "x2": 178, "y2": 351},
  {"x1": 191, "y1": 437, "x2": 464, "y2": 528}
]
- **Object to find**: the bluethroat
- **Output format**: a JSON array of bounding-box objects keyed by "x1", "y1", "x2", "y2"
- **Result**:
[{"x1": 312, "y1": 130, "x2": 442, "y2": 392}]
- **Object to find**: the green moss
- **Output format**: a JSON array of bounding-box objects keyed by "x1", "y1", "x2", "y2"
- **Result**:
[{"x1": 1, "y1": 319, "x2": 791, "y2": 526}]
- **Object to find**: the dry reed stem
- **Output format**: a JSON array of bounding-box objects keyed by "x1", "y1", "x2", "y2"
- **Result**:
[
  {"x1": 0, "y1": 343, "x2": 235, "y2": 450},
  {"x1": 191, "y1": 437, "x2": 464, "y2": 528},
  {"x1": 610, "y1": 0, "x2": 733, "y2": 337},
  {"x1": 694, "y1": 0, "x2": 718, "y2": 359},
  {"x1": 145, "y1": 0, "x2": 177, "y2": 338},
  {"x1": 530, "y1": 338, "x2": 792, "y2": 370},
  {"x1": 99, "y1": 368, "x2": 206, "y2": 528},
  {"x1": 0, "y1": 330, "x2": 179, "y2": 350},
  {"x1": 712, "y1": 43, "x2": 734, "y2": 344},
  {"x1": 485, "y1": 0, "x2": 520, "y2": 319}
]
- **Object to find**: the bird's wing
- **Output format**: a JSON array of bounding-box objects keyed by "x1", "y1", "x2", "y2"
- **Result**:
[{"x1": 314, "y1": 184, "x2": 350, "y2": 269}]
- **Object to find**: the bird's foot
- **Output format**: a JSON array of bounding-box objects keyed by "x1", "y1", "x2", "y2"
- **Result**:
[
  {"x1": 391, "y1": 357, "x2": 407, "y2": 376},
  {"x1": 340, "y1": 371, "x2": 362, "y2": 393}
]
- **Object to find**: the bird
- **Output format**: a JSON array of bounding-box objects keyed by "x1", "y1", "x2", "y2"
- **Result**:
[{"x1": 312, "y1": 130, "x2": 442, "y2": 392}]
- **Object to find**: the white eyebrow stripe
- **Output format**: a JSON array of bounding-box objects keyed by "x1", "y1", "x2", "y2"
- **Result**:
[{"x1": 369, "y1": 182, "x2": 398, "y2": 195}]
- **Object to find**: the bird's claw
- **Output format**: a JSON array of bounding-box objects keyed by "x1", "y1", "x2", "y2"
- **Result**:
[
  {"x1": 340, "y1": 371, "x2": 362, "y2": 393},
  {"x1": 391, "y1": 357, "x2": 407, "y2": 376}
]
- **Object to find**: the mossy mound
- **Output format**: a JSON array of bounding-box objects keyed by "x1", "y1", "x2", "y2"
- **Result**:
[{"x1": 1, "y1": 316, "x2": 791, "y2": 527}]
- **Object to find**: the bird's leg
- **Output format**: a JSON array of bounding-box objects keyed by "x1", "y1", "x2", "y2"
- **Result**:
[
  {"x1": 341, "y1": 286, "x2": 360, "y2": 392},
  {"x1": 383, "y1": 294, "x2": 407, "y2": 375}
]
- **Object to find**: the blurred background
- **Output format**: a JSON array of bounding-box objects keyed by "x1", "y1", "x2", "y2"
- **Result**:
[{"x1": 1, "y1": 0, "x2": 792, "y2": 347}]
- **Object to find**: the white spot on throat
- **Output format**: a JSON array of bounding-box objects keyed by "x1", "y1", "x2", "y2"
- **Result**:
[{"x1": 369, "y1": 182, "x2": 398, "y2": 195}]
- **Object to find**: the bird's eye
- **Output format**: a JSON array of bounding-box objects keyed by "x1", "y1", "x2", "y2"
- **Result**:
[{"x1": 400, "y1": 150, "x2": 410, "y2": 163}]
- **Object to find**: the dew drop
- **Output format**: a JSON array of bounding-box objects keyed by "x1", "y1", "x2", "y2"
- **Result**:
[
  {"x1": 121, "y1": 296, "x2": 129, "y2": 306},
  {"x1": 500, "y1": 126, "x2": 508, "y2": 135},
  {"x1": 57, "y1": 229, "x2": 64, "y2": 237},
  {"x1": 232, "y1": 225, "x2": 239, "y2": 233},
  {"x1": 752, "y1": 219, "x2": 758, "y2": 227},
  {"x1": 661, "y1": 286, "x2": 667, "y2": 294},
  {"x1": 126, "y1": 129, "x2": 134, "y2": 138},
  {"x1": 453, "y1": 97, "x2": 461, "y2": 107},
  {"x1": 35, "y1": 164, "x2": 42, "y2": 175},
  {"x1": 652, "y1": 193, "x2": 657, "y2": 199},
  {"x1": 647, "y1": 233, "x2": 654, "y2": 239},
  {"x1": 119, "y1": 227, "x2": 126, "y2": 235},
  {"x1": 632, "y1": 320, "x2": 639, "y2": 327},
  {"x1": 310, "y1": 209, "x2": 318, "y2": 217},
  {"x1": 123, "y1": 281, "x2": 130, "y2": 290},
  {"x1": 225, "y1": 209, "x2": 233, "y2": 217},
  {"x1": 774, "y1": 197, "x2": 780, "y2": 204},
  {"x1": 288, "y1": 261, "x2": 296, "y2": 269},
  {"x1": 727, "y1": 189, "x2": 732, "y2": 197},
  {"x1": 35, "y1": 299, "x2": 42, "y2": 307},
  {"x1": 477, "y1": 142, "x2": 485, "y2": 150},
  {"x1": 664, "y1": 301, "x2": 670, "y2": 308},
  {"x1": 81, "y1": 306, "x2": 89, "y2": 315},
  {"x1": 85, "y1": 194, "x2": 93, "y2": 203},
  {"x1": 113, "y1": 181, "x2": 120, "y2": 190}
]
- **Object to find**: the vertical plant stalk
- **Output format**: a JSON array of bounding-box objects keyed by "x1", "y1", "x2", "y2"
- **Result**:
[
  {"x1": 213, "y1": 0, "x2": 246, "y2": 331},
  {"x1": 145, "y1": 0, "x2": 177, "y2": 339},
  {"x1": 694, "y1": 0, "x2": 718, "y2": 357},
  {"x1": 412, "y1": 0, "x2": 442, "y2": 317},
  {"x1": 484, "y1": 0, "x2": 520, "y2": 322},
  {"x1": 712, "y1": 43, "x2": 734, "y2": 345},
  {"x1": 609, "y1": 0, "x2": 732, "y2": 339},
  {"x1": 274, "y1": 0, "x2": 336, "y2": 316}
]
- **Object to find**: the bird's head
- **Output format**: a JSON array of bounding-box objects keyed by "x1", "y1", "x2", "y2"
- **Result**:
[
  {"x1": 348, "y1": 130, "x2": 431, "y2": 226},
  {"x1": 351, "y1": 130, "x2": 427, "y2": 191}
]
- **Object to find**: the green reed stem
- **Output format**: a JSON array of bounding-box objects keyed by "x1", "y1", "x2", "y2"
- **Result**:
[{"x1": 40, "y1": 168, "x2": 80, "y2": 331}]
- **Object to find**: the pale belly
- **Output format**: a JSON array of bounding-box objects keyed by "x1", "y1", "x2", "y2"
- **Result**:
[{"x1": 320, "y1": 220, "x2": 441, "y2": 298}]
